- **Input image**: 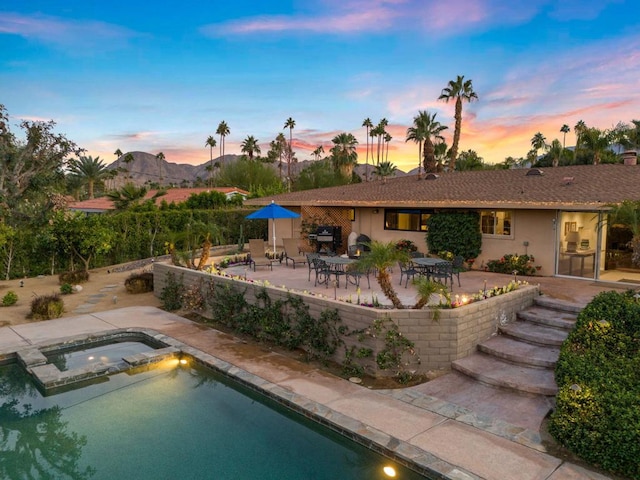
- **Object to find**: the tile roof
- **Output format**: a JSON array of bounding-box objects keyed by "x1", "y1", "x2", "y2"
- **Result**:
[
  {"x1": 245, "y1": 164, "x2": 640, "y2": 211},
  {"x1": 69, "y1": 187, "x2": 250, "y2": 212}
]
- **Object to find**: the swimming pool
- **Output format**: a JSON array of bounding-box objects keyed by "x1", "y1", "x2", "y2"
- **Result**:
[{"x1": 0, "y1": 357, "x2": 429, "y2": 479}]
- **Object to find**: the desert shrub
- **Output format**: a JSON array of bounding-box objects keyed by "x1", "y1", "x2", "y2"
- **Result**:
[
  {"x1": 29, "y1": 294, "x2": 65, "y2": 320},
  {"x1": 549, "y1": 290, "x2": 640, "y2": 478},
  {"x1": 60, "y1": 283, "x2": 73, "y2": 295},
  {"x1": 486, "y1": 253, "x2": 536, "y2": 275},
  {"x1": 59, "y1": 270, "x2": 90, "y2": 285},
  {"x1": 124, "y1": 271, "x2": 154, "y2": 294},
  {"x1": 394, "y1": 239, "x2": 418, "y2": 254},
  {"x1": 2, "y1": 291, "x2": 18, "y2": 306}
]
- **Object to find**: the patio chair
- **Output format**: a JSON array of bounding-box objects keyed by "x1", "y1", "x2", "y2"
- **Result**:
[
  {"x1": 430, "y1": 261, "x2": 454, "y2": 289},
  {"x1": 345, "y1": 262, "x2": 371, "y2": 289},
  {"x1": 452, "y1": 255, "x2": 464, "y2": 287},
  {"x1": 283, "y1": 238, "x2": 307, "y2": 269},
  {"x1": 398, "y1": 261, "x2": 418, "y2": 288},
  {"x1": 306, "y1": 253, "x2": 320, "y2": 281},
  {"x1": 311, "y1": 257, "x2": 332, "y2": 287},
  {"x1": 248, "y1": 239, "x2": 276, "y2": 271}
]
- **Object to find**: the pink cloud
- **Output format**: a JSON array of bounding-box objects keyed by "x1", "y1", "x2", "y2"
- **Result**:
[{"x1": 0, "y1": 12, "x2": 139, "y2": 50}]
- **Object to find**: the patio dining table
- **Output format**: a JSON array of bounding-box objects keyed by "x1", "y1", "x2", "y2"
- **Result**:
[
  {"x1": 320, "y1": 256, "x2": 356, "y2": 286},
  {"x1": 411, "y1": 257, "x2": 449, "y2": 276}
]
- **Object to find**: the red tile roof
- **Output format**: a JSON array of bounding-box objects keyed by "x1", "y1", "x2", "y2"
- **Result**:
[
  {"x1": 69, "y1": 187, "x2": 249, "y2": 212},
  {"x1": 246, "y1": 164, "x2": 640, "y2": 211}
]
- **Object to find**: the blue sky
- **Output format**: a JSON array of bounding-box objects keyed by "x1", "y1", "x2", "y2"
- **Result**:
[{"x1": 1, "y1": 0, "x2": 639, "y2": 172}]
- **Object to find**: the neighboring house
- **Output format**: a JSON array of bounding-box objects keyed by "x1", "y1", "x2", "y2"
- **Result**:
[
  {"x1": 69, "y1": 187, "x2": 250, "y2": 214},
  {"x1": 245, "y1": 164, "x2": 640, "y2": 284}
]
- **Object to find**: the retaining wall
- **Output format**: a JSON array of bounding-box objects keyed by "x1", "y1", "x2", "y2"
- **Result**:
[{"x1": 154, "y1": 263, "x2": 539, "y2": 375}]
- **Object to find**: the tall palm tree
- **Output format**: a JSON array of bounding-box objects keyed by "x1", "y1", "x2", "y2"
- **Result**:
[
  {"x1": 205, "y1": 136, "x2": 217, "y2": 187},
  {"x1": 362, "y1": 118, "x2": 373, "y2": 181},
  {"x1": 283, "y1": 117, "x2": 295, "y2": 180},
  {"x1": 240, "y1": 135, "x2": 261, "y2": 161},
  {"x1": 406, "y1": 110, "x2": 448, "y2": 174},
  {"x1": 274, "y1": 132, "x2": 287, "y2": 180},
  {"x1": 375, "y1": 118, "x2": 388, "y2": 165},
  {"x1": 530, "y1": 132, "x2": 548, "y2": 161},
  {"x1": 155, "y1": 151, "x2": 165, "y2": 185},
  {"x1": 216, "y1": 121, "x2": 230, "y2": 161},
  {"x1": 574, "y1": 120, "x2": 587, "y2": 161},
  {"x1": 438, "y1": 75, "x2": 478, "y2": 170},
  {"x1": 67, "y1": 155, "x2": 110, "y2": 199},
  {"x1": 113, "y1": 148, "x2": 123, "y2": 188},
  {"x1": 330, "y1": 133, "x2": 358, "y2": 178},
  {"x1": 384, "y1": 133, "x2": 392, "y2": 162},
  {"x1": 560, "y1": 124, "x2": 570, "y2": 149}
]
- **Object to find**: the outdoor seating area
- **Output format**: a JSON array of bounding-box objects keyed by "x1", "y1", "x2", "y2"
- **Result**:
[{"x1": 248, "y1": 239, "x2": 277, "y2": 271}]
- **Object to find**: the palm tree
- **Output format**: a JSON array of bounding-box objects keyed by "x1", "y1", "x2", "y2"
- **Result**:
[
  {"x1": 574, "y1": 120, "x2": 587, "y2": 161},
  {"x1": 373, "y1": 161, "x2": 397, "y2": 183},
  {"x1": 155, "y1": 151, "x2": 165, "y2": 185},
  {"x1": 113, "y1": 148, "x2": 123, "y2": 188},
  {"x1": 105, "y1": 183, "x2": 150, "y2": 210},
  {"x1": 384, "y1": 133, "x2": 392, "y2": 162},
  {"x1": 123, "y1": 152, "x2": 135, "y2": 180},
  {"x1": 581, "y1": 127, "x2": 611, "y2": 165},
  {"x1": 438, "y1": 75, "x2": 478, "y2": 170},
  {"x1": 362, "y1": 118, "x2": 373, "y2": 180},
  {"x1": 375, "y1": 118, "x2": 388, "y2": 165},
  {"x1": 312, "y1": 145, "x2": 324, "y2": 160},
  {"x1": 330, "y1": 133, "x2": 358, "y2": 178},
  {"x1": 560, "y1": 124, "x2": 570, "y2": 149},
  {"x1": 216, "y1": 121, "x2": 230, "y2": 161},
  {"x1": 284, "y1": 117, "x2": 295, "y2": 180},
  {"x1": 355, "y1": 241, "x2": 409, "y2": 309},
  {"x1": 530, "y1": 132, "x2": 548, "y2": 161},
  {"x1": 406, "y1": 110, "x2": 448, "y2": 174},
  {"x1": 67, "y1": 155, "x2": 110, "y2": 199},
  {"x1": 205, "y1": 136, "x2": 217, "y2": 187},
  {"x1": 240, "y1": 135, "x2": 261, "y2": 161},
  {"x1": 549, "y1": 139, "x2": 563, "y2": 167}
]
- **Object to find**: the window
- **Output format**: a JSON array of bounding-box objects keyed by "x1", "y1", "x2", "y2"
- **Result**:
[
  {"x1": 480, "y1": 210, "x2": 512, "y2": 236},
  {"x1": 384, "y1": 209, "x2": 433, "y2": 232}
]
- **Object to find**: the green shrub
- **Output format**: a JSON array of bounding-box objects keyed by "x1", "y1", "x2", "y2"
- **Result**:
[
  {"x1": 29, "y1": 294, "x2": 64, "y2": 320},
  {"x1": 486, "y1": 253, "x2": 536, "y2": 275},
  {"x1": 2, "y1": 290, "x2": 18, "y2": 306},
  {"x1": 59, "y1": 270, "x2": 90, "y2": 285},
  {"x1": 160, "y1": 271, "x2": 184, "y2": 311},
  {"x1": 426, "y1": 211, "x2": 482, "y2": 260},
  {"x1": 549, "y1": 290, "x2": 640, "y2": 478},
  {"x1": 60, "y1": 283, "x2": 73, "y2": 295},
  {"x1": 124, "y1": 271, "x2": 154, "y2": 294}
]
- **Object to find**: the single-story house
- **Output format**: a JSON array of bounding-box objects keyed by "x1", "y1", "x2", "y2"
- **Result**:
[
  {"x1": 69, "y1": 187, "x2": 250, "y2": 214},
  {"x1": 245, "y1": 164, "x2": 640, "y2": 284}
]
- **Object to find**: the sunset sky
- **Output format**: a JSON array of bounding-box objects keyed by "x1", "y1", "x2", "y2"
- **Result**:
[{"x1": 2, "y1": 0, "x2": 639, "y2": 172}]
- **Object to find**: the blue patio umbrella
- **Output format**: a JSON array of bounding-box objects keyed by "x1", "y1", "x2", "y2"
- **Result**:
[{"x1": 246, "y1": 201, "x2": 300, "y2": 253}]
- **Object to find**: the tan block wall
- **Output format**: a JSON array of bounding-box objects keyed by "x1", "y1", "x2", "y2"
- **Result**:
[{"x1": 154, "y1": 263, "x2": 539, "y2": 374}]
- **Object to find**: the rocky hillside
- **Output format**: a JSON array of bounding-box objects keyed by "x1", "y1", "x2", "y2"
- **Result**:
[{"x1": 109, "y1": 151, "x2": 408, "y2": 185}]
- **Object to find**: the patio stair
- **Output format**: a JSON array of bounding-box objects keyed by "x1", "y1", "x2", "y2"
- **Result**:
[{"x1": 451, "y1": 296, "x2": 582, "y2": 396}]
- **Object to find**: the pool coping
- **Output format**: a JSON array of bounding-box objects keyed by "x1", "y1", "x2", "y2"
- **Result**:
[{"x1": 1, "y1": 326, "x2": 468, "y2": 479}]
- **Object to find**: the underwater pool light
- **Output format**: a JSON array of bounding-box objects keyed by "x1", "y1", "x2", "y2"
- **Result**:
[{"x1": 383, "y1": 465, "x2": 397, "y2": 477}]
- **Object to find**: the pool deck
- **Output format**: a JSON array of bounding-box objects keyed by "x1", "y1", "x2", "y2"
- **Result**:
[{"x1": 0, "y1": 304, "x2": 614, "y2": 479}]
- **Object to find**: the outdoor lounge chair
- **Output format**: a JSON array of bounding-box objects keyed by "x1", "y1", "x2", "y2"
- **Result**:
[
  {"x1": 248, "y1": 239, "x2": 276, "y2": 271},
  {"x1": 283, "y1": 238, "x2": 307, "y2": 269}
]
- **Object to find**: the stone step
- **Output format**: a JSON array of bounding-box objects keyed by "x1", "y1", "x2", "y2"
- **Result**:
[
  {"x1": 534, "y1": 295, "x2": 584, "y2": 314},
  {"x1": 452, "y1": 353, "x2": 558, "y2": 396},
  {"x1": 499, "y1": 321, "x2": 569, "y2": 347},
  {"x1": 478, "y1": 335, "x2": 560, "y2": 368},
  {"x1": 517, "y1": 306, "x2": 577, "y2": 331}
]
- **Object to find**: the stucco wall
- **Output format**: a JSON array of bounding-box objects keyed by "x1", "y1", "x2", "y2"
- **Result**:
[{"x1": 154, "y1": 262, "x2": 539, "y2": 375}]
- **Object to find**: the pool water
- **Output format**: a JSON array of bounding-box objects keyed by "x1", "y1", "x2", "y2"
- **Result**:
[
  {"x1": 46, "y1": 341, "x2": 156, "y2": 371},
  {"x1": 0, "y1": 361, "x2": 428, "y2": 479}
]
